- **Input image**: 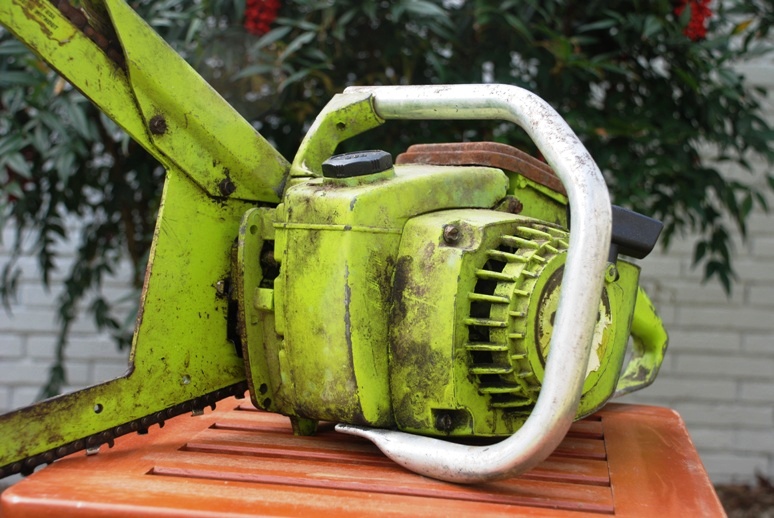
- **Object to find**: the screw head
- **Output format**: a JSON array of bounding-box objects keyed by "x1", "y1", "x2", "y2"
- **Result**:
[
  {"x1": 443, "y1": 224, "x2": 461, "y2": 245},
  {"x1": 218, "y1": 178, "x2": 236, "y2": 197},
  {"x1": 149, "y1": 115, "x2": 167, "y2": 135}
]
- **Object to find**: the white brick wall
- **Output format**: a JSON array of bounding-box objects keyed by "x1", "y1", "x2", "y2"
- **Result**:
[
  {"x1": 1, "y1": 64, "x2": 772, "y2": 486},
  {"x1": 0, "y1": 224, "x2": 133, "y2": 410},
  {"x1": 623, "y1": 61, "x2": 774, "y2": 484}
]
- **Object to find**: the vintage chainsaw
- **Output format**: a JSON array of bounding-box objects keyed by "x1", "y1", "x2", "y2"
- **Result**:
[{"x1": 0, "y1": 0, "x2": 667, "y2": 483}]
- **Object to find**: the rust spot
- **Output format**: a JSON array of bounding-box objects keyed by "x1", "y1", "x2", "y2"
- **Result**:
[
  {"x1": 21, "y1": 0, "x2": 56, "y2": 39},
  {"x1": 396, "y1": 141, "x2": 566, "y2": 196},
  {"x1": 497, "y1": 196, "x2": 524, "y2": 215}
]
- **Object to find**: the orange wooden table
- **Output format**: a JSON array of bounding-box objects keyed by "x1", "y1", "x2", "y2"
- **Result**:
[{"x1": 1, "y1": 399, "x2": 723, "y2": 517}]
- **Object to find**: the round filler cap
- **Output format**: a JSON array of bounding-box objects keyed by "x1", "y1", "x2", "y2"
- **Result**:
[{"x1": 321, "y1": 150, "x2": 393, "y2": 178}]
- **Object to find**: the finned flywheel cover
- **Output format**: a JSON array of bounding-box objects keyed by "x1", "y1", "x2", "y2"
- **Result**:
[{"x1": 464, "y1": 220, "x2": 613, "y2": 411}]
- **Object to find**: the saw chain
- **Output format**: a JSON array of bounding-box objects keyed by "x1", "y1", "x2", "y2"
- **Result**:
[
  {"x1": 0, "y1": 382, "x2": 248, "y2": 478},
  {"x1": 54, "y1": 0, "x2": 126, "y2": 67}
]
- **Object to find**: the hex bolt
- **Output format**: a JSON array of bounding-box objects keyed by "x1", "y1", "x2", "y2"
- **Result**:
[
  {"x1": 149, "y1": 115, "x2": 167, "y2": 135},
  {"x1": 443, "y1": 224, "x2": 461, "y2": 245},
  {"x1": 218, "y1": 178, "x2": 236, "y2": 197}
]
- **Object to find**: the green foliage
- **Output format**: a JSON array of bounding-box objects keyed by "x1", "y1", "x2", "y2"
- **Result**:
[
  {"x1": 1, "y1": 0, "x2": 772, "y2": 395},
  {"x1": 242, "y1": 0, "x2": 773, "y2": 293}
]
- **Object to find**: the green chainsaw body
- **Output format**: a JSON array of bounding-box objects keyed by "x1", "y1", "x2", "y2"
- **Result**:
[
  {"x1": 0, "y1": 0, "x2": 667, "y2": 481},
  {"x1": 240, "y1": 136, "x2": 647, "y2": 439}
]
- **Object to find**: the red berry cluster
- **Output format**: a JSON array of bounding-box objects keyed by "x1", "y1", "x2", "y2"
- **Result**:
[
  {"x1": 244, "y1": 0, "x2": 281, "y2": 36},
  {"x1": 674, "y1": 0, "x2": 712, "y2": 41}
]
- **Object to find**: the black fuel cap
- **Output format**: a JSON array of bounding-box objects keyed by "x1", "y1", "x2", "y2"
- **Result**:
[{"x1": 322, "y1": 150, "x2": 393, "y2": 178}]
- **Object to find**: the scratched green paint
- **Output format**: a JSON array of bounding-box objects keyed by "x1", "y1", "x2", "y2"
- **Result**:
[
  {"x1": 103, "y1": 0, "x2": 289, "y2": 202},
  {"x1": 0, "y1": 168, "x2": 252, "y2": 465}
]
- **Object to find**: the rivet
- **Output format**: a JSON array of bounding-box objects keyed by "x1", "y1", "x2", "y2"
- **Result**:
[{"x1": 149, "y1": 115, "x2": 167, "y2": 135}]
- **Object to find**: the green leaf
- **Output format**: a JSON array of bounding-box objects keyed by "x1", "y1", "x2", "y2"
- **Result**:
[
  {"x1": 0, "y1": 39, "x2": 29, "y2": 56},
  {"x1": 185, "y1": 18, "x2": 203, "y2": 45},
  {"x1": 4, "y1": 181, "x2": 23, "y2": 199},
  {"x1": 505, "y1": 14, "x2": 534, "y2": 42},
  {"x1": 0, "y1": 71, "x2": 42, "y2": 86},
  {"x1": 4, "y1": 152, "x2": 32, "y2": 178},
  {"x1": 67, "y1": 103, "x2": 93, "y2": 140},
  {"x1": 642, "y1": 16, "x2": 662, "y2": 39},
  {"x1": 717, "y1": 67, "x2": 741, "y2": 87},
  {"x1": 54, "y1": 151, "x2": 76, "y2": 182},
  {"x1": 251, "y1": 26, "x2": 292, "y2": 51},
  {"x1": 403, "y1": 1, "x2": 449, "y2": 20},
  {"x1": 0, "y1": 133, "x2": 26, "y2": 156},
  {"x1": 692, "y1": 241, "x2": 707, "y2": 265},
  {"x1": 362, "y1": 0, "x2": 378, "y2": 22},
  {"x1": 577, "y1": 19, "x2": 617, "y2": 33},
  {"x1": 232, "y1": 63, "x2": 276, "y2": 80},
  {"x1": 278, "y1": 32, "x2": 316, "y2": 61},
  {"x1": 674, "y1": 68, "x2": 700, "y2": 91},
  {"x1": 274, "y1": 18, "x2": 319, "y2": 32},
  {"x1": 278, "y1": 68, "x2": 311, "y2": 91},
  {"x1": 732, "y1": 19, "x2": 754, "y2": 35}
]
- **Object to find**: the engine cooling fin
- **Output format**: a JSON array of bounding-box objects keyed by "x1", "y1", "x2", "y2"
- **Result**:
[{"x1": 465, "y1": 222, "x2": 570, "y2": 412}]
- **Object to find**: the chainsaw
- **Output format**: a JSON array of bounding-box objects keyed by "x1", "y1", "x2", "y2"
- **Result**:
[{"x1": 0, "y1": 0, "x2": 667, "y2": 484}]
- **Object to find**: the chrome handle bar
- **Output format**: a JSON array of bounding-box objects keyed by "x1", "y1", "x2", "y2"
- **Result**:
[{"x1": 336, "y1": 84, "x2": 612, "y2": 483}]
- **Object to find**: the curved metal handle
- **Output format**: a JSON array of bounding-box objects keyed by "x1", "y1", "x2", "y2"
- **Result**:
[{"x1": 335, "y1": 84, "x2": 612, "y2": 483}]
